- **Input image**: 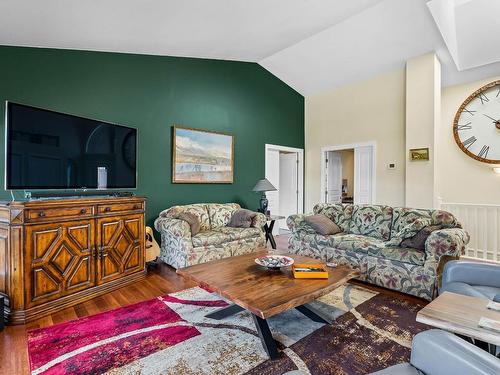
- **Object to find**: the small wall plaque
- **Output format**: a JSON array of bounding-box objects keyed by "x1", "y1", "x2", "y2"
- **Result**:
[{"x1": 409, "y1": 148, "x2": 429, "y2": 161}]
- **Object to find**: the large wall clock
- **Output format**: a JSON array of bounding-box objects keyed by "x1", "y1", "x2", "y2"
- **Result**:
[{"x1": 453, "y1": 80, "x2": 500, "y2": 164}]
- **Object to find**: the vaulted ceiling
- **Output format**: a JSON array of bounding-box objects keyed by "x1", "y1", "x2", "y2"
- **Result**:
[{"x1": 1, "y1": 0, "x2": 499, "y2": 95}]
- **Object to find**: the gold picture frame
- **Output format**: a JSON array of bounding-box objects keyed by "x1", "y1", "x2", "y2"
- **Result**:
[
  {"x1": 172, "y1": 125, "x2": 234, "y2": 184},
  {"x1": 409, "y1": 147, "x2": 429, "y2": 161}
]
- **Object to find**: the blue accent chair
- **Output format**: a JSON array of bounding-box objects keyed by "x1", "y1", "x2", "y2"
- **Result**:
[
  {"x1": 285, "y1": 330, "x2": 500, "y2": 375},
  {"x1": 440, "y1": 260, "x2": 500, "y2": 302},
  {"x1": 370, "y1": 329, "x2": 500, "y2": 375}
]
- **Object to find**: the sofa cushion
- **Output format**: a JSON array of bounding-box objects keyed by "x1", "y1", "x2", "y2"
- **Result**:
[
  {"x1": 349, "y1": 205, "x2": 393, "y2": 240},
  {"x1": 313, "y1": 203, "x2": 354, "y2": 232},
  {"x1": 215, "y1": 227, "x2": 262, "y2": 241},
  {"x1": 208, "y1": 203, "x2": 240, "y2": 229},
  {"x1": 304, "y1": 214, "x2": 341, "y2": 235},
  {"x1": 376, "y1": 246, "x2": 426, "y2": 266},
  {"x1": 431, "y1": 210, "x2": 461, "y2": 228},
  {"x1": 175, "y1": 212, "x2": 201, "y2": 236},
  {"x1": 401, "y1": 225, "x2": 442, "y2": 250},
  {"x1": 386, "y1": 218, "x2": 432, "y2": 247},
  {"x1": 228, "y1": 208, "x2": 256, "y2": 228},
  {"x1": 166, "y1": 204, "x2": 211, "y2": 232},
  {"x1": 391, "y1": 208, "x2": 432, "y2": 239},
  {"x1": 294, "y1": 232, "x2": 425, "y2": 266},
  {"x1": 192, "y1": 230, "x2": 230, "y2": 247},
  {"x1": 330, "y1": 234, "x2": 386, "y2": 253}
]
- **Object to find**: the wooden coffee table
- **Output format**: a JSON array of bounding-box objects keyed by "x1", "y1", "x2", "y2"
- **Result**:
[
  {"x1": 417, "y1": 292, "x2": 500, "y2": 352},
  {"x1": 177, "y1": 249, "x2": 359, "y2": 359}
]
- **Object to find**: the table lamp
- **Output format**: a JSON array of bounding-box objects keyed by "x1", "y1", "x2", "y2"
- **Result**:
[{"x1": 252, "y1": 178, "x2": 277, "y2": 213}]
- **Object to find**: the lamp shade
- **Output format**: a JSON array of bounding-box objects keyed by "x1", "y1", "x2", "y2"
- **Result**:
[{"x1": 252, "y1": 178, "x2": 277, "y2": 192}]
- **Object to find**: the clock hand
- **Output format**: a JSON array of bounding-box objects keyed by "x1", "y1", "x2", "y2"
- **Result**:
[{"x1": 483, "y1": 114, "x2": 500, "y2": 123}]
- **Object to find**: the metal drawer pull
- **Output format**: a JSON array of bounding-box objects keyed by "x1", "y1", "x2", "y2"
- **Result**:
[
  {"x1": 80, "y1": 209, "x2": 87, "y2": 214},
  {"x1": 38, "y1": 211, "x2": 45, "y2": 217},
  {"x1": 104, "y1": 207, "x2": 111, "y2": 212}
]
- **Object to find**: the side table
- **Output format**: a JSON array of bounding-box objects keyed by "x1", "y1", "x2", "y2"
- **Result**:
[{"x1": 264, "y1": 215, "x2": 285, "y2": 249}]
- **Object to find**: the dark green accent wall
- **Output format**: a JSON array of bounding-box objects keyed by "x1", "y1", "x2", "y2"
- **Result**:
[{"x1": 0, "y1": 46, "x2": 304, "y2": 227}]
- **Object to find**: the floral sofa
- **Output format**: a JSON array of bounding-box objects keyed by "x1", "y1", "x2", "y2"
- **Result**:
[
  {"x1": 154, "y1": 203, "x2": 266, "y2": 269},
  {"x1": 287, "y1": 204, "x2": 470, "y2": 300}
]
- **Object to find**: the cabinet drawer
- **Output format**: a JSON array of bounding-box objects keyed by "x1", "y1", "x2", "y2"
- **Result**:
[
  {"x1": 98, "y1": 202, "x2": 144, "y2": 215},
  {"x1": 26, "y1": 205, "x2": 95, "y2": 222}
]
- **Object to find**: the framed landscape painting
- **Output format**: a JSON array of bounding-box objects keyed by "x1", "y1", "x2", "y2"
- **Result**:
[{"x1": 172, "y1": 126, "x2": 234, "y2": 183}]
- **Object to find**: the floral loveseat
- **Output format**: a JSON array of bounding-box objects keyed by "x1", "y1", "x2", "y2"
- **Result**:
[
  {"x1": 287, "y1": 204, "x2": 470, "y2": 300},
  {"x1": 154, "y1": 203, "x2": 266, "y2": 269}
]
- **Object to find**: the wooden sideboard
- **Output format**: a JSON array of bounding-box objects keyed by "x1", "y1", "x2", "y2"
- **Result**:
[{"x1": 0, "y1": 196, "x2": 146, "y2": 324}]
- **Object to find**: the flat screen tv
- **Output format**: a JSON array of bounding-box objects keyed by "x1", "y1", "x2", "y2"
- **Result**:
[{"x1": 5, "y1": 102, "x2": 137, "y2": 190}]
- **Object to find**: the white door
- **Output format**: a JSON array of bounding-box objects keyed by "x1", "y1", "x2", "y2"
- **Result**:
[
  {"x1": 326, "y1": 151, "x2": 342, "y2": 203},
  {"x1": 265, "y1": 149, "x2": 280, "y2": 220},
  {"x1": 279, "y1": 153, "x2": 298, "y2": 231},
  {"x1": 354, "y1": 146, "x2": 373, "y2": 204}
]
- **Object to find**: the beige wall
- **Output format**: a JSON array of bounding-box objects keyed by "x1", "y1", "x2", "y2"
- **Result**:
[
  {"x1": 405, "y1": 53, "x2": 441, "y2": 209},
  {"x1": 438, "y1": 75, "x2": 500, "y2": 204},
  {"x1": 305, "y1": 69, "x2": 406, "y2": 211},
  {"x1": 340, "y1": 150, "x2": 354, "y2": 197}
]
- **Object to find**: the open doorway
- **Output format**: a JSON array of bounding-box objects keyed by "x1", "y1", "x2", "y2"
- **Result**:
[
  {"x1": 321, "y1": 142, "x2": 376, "y2": 205},
  {"x1": 265, "y1": 144, "x2": 304, "y2": 235},
  {"x1": 321, "y1": 149, "x2": 355, "y2": 204}
]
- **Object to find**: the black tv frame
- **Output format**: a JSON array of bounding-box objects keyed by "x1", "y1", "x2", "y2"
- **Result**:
[{"x1": 4, "y1": 101, "x2": 138, "y2": 192}]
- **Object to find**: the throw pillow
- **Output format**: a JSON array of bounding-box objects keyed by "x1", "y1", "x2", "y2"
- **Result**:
[
  {"x1": 175, "y1": 212, "x2": 201, "y2": 236},
  {"x1": 304, "y1": 214, "x2": 342, "y2": 236},
  {"x1": 228, "y1": 209, "x2": 257, "y2": 228},
  {"x1": 401, "y1": 225, "x2": 442, "y2": 250},
  {"x1": 386, "y1": 218, "x2": 432, "y2": 247}
]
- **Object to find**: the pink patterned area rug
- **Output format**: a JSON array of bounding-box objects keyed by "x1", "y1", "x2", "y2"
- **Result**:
[{"x1": 27, "y1": 284, "x2": 429, "y2": 375}]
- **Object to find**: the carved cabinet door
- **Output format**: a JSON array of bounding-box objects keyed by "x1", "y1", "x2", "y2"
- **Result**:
[
  {"x1": 25, "y1": 220, "x2": 96, "y2": 307},
  {"x1": 96, "y1": 214, "x2": 144, "y2": 284}
]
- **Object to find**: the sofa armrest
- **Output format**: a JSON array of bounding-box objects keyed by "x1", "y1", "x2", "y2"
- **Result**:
[
  {"x1": 411, "y1": 329, "x2": 500, "y2": 375},
  {"x1": 251, "y1": 212, "x2": 267, "y2": 229},
  {"x1": 424, "y1": 228, "x2": 470, "y2": 263},
  {"x1": 442, "y1": 260, "x2": 500, "y2": 289},
  {"x1": 287, "y1": 214, "x2": 315, "y2": 234},
  {"x1": 154, "y1": 216, "x2": 192, "y2": 239}
]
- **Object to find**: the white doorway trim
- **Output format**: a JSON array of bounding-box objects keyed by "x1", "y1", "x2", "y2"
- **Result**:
[
  {"x1": 320, "y1": 141, "x2": 377, "y2": 204},
  {"x1": 265, "y1": 144, "x2": 304, "y2": 215}
]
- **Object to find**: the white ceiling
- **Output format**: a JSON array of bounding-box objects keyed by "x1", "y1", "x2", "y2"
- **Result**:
[
  {"x1": 0, "y1": 0, "x2": 499, "y2": 96},
  {"x1": 0, "y1": 0, "x2": 383, "y2": 62},
  {"x1": 428, "y1": 0, "x2": 500, "y2": 71}
]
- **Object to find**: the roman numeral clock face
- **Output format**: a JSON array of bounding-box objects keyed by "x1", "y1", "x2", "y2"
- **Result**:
[{"x1": 454, "y1": 80, "x2": 500, "y2": 164}]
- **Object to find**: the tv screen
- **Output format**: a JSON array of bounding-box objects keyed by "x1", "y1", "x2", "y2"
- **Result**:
[{"x1": 5, "y1": 102, "x2": 137, "y2": 190}]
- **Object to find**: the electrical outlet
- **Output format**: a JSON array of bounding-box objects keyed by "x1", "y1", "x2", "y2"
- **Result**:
[{"x1": 388, "y1": 163, "x2": 396, "y2": 170}]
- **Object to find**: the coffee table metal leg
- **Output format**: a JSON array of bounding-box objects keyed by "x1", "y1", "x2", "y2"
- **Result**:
[
  {"x1": 205, "y1": 303, "x2": 244, "y2": 320},
  {"x1": 251, "y1": 314, "x2": 279, "y2": 359},
  {"x1": 264, "y1": 221, "x2": 277, "y2": 249},
  {"x1": 296, "y1": 303, "x2": 331, "y2": 324}
]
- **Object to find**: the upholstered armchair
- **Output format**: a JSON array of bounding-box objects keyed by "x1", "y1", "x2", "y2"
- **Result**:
[{"x1": 440, "y1": 260, "x2": 500, "y2": 302}]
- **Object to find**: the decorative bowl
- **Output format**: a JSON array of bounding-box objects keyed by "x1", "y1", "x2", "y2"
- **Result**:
[{"x1": 255, "y1": 255, "x2": 294, "y2": 270}]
